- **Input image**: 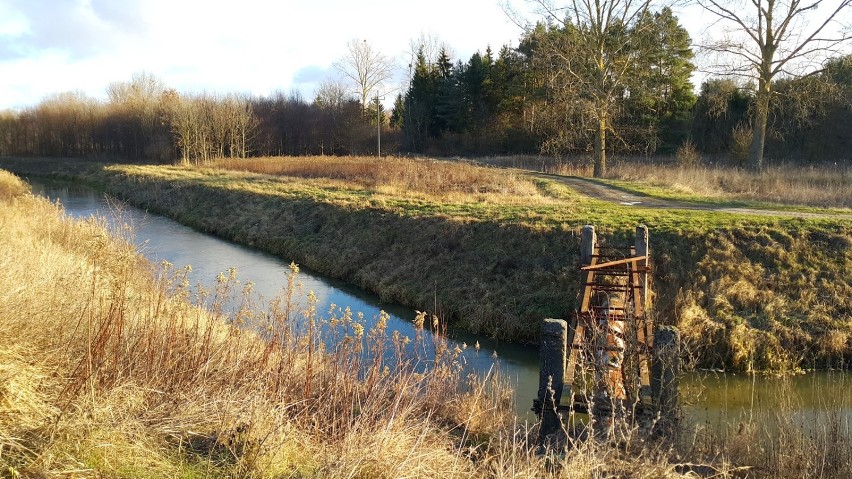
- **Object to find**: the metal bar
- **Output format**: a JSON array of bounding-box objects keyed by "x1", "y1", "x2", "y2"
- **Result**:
[
  {"x1": 581, "y1": 255, "x2": 648, "y2": 271},
  {"x1": 571, "y1": 344, "x2": 625, "y2": 352},
  {"x1": 565, "y1": 320, "x2": 586, "y2": 395},
  {"x1": 583, "y1": 284, "x2": 631, "y2": 292}
]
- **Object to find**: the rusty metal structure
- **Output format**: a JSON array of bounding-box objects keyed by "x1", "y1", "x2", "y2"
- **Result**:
[{"x1": 534, "y1": 225, "x2": 679, "y2": 441}]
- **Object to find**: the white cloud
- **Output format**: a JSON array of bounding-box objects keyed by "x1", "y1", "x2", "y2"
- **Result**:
[{"x1": 0, "y1": 0, "x2": 529, "y2": 109}]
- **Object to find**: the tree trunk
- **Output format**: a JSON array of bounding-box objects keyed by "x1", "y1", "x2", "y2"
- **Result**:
[
  {"x1": 594, "y1": 114, "x2": 607, "y2": 178},
  {"x1": 748, "y1": 92, "x2": 769, "y2": 172}
]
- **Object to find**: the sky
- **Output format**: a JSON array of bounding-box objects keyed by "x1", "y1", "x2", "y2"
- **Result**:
[
  {"x1": 0, "y1": 0, "x2": 847, "y2": 111},
  {"x1": 0, "y1": 0, "x2": 536, "y2": 110}
]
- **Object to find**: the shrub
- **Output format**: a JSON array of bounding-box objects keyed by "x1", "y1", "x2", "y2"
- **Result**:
[{"x1": 675, "y1": 139, "x2": 702, "y2": 167}]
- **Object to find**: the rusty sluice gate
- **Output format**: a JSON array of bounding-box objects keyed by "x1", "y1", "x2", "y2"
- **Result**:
[{"x1": 533, "y1": 225, "x2": 680, "y2": 440}]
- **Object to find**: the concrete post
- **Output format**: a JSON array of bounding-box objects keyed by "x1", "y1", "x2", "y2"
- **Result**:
[
  {"x1": 538, "y1": 318, "x2": 568, "y2": 441},
  {"x1": 652, "y1": 326, "x2": 681, "y2": 435}
]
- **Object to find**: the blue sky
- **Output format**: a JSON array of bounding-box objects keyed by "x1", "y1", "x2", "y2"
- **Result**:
[{"x1": 0, "y1": 1, "x2": 847, "y2": 110}]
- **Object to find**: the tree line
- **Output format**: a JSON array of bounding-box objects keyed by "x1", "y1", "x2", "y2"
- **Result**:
[
  {"x1": 1, "y1": 3, "x2": 850, "y2": 169},
  {"x1": 0, "y1": 73, "x2": 388, "y2": 164}
]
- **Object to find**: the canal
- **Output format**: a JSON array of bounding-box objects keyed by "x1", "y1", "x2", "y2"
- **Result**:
[{"x1": 30, "y1": 179, "x2": 851, "y2": 434}]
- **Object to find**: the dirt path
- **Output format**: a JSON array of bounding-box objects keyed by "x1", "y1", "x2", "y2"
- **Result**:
[{"x1": 533, "y1": 172, "x2": 852, "y2": 221}]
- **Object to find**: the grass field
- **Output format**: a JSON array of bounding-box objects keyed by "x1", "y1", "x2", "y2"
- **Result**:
[{"x1": 2, "y1": 164, "x2": 850, "y2": 478}]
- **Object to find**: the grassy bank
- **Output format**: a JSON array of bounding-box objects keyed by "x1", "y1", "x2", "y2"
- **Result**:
[
  {"x1": 2, "y1": 168, "x2": 850, "y2": 478},
  {"x1": 2, "y1": 156, "x2": 851, "y2": 372},
  {"x1": 0, "y1": 167, "x2": 700, "y2": 478},
  {"x1": 0, "y1": 169, "x2": 499, "y2": 476}
]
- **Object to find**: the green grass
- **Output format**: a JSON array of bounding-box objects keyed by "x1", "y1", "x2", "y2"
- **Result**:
[
  {"x1": 474, "y1": 155, "x2": 852, "y2": 212},
  {"x1": 594, "y1": 177, "x2": 852, "y2": 215},
  {"x1": 1, "y1": 156, "x2": 850, "y2": 372}
]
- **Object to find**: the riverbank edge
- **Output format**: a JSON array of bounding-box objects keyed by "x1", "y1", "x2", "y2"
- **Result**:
[{"x1": 2, "y1": 157, "x2": 850, "y2": 372}]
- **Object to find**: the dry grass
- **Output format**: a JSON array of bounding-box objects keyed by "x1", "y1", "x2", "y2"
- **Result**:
[
  {"x1": 477, "y1": 155, "x2": 852, "y2": 209},
  {"x1": 684, "y1": 375, "x2": 852, "y2": 479},
  {"x1": 2, "y1": 168, "x2": 848, "y2": 477},
  {"x1": 0, "y1": 171, "x2": 504, "y2": 477},
  {"x1": 0, "y1": 169, "x2": 692, "y2": 477},
  {"x1": 605, "y1": 162, "x2": 852, "y2": 209},
  {"x1": 210, "y1": 156, "x2": 544, "y2": 203}
]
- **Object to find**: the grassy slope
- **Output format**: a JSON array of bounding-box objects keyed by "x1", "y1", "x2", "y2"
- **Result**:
[
  {"x1": 0, "y1": 169, "x2": 496, "y2": 477},
  {"x1": 2, "y1": 167, "x2": 716, "y2": 478},
  {"x1": 2, "y1": 157, "x2": 850, "y2": 372}
]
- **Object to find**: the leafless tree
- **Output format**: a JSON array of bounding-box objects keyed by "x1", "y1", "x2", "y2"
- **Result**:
[
  {"x1": 314, "y1": 79, "x2": 353, "y2": 109},
  {"x1": 107, "y1": 71, "x2": 171, "y2": 160},
  {"x1": 334, "y1": 39, "x2": 395, "y2": 114},
  {"x1": 697, "y1": 0, "x2": 852, "y2": 170},
  {"x1": 521, "y1": 0, "x2": 663, "y2": 177}
]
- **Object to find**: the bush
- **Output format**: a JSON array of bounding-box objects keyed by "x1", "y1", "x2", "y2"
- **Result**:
[
  {"x1": 730, "y1": 125, "x2": 752, "y2": 167},
  {"x1": 675, "y1": 139, "x2": 702, "y2": 167}
]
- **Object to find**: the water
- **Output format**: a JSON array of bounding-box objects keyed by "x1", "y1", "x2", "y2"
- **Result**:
[
  {"x1": 29, "y1": 180, "x2": 851, "y2": 429},
  {"x1": 29, "y1": 180, "x2": 543, "y2": 415},
  {"x1": 682, "y1": 370, "x2": 852, "y2": 433}
]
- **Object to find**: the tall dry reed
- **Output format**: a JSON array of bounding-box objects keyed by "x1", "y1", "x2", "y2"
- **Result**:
[{"x1": 477, "y1": 155, "x2": 852, "y2": 209}]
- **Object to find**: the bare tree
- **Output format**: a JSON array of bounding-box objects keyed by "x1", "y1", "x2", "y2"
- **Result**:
[
  {"x1": 107, "y1": 72, "x2": 170, "y2": 160},
  {"x1": 314, "y1": 79, "x2": 353, "y2": 109},
  {"x1": 521, "y1": 0, "x2": 662, "y2": 177},
  {"x1": 405, "y1": 33, "x2": 449, "y2": 71},
  {"x1": 334, "y1": 39, "x2": 395, "y2": 113},
  {"x1": 697, "y1": 0, "x2": 852, "y2": 170}
]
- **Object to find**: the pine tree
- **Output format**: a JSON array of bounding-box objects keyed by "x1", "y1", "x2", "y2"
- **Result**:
[{"x1": 627, "y1": 7, "x2": 696, "y2": 153}]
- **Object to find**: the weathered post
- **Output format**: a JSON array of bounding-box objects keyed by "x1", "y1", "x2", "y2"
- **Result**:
[
  {"x1": 652, "y1": 326, "x2": 680, "y2": 435},
  {"x1": 537, "y1": 318, "x2": 567, "y2": 442},
  {"x1": 634, "y1": 225, "x2": 649, "y2": 315},
  {"x1": 580, "y1": 225, "x2": 596, "y2": 266},
  {"x1": 570, "y1": 225, "x2": 596, "y2": 389},
  {"x1": 635, "y1": 225, "x2": 654, "y2": 415}
]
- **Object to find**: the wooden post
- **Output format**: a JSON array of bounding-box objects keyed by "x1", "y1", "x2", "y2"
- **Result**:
[
  {"x1": 652, "y1": 326, "x2": 680, "y2": 435},
  {"x1": 566, "y1": 226, "x2": 596, "y2": 418},
  {"x1": 580, "y1": 225, "x2": 596, "y2": 267},
  {"x1": 634, "y1": 225, "x2": 653, "y2": 412},
  {"x1": 538, "y1": 318, "x2": 567, "y2": 441},
  {"x1": 634, "y1": 225, "x2": 649, "y2": 317}
]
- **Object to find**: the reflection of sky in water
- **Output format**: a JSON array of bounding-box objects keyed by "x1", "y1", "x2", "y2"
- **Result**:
[{"x1": 30, "y1": 181, "x2": 542, "y2": 418}]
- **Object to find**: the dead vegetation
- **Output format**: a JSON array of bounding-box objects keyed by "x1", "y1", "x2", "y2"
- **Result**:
[
  {"x1": 0, "y1": 169, "x2": 508, "y2": 477},
  {"x1": 210, "y1": 156, "x2": 543, "y2": 200},
  {"x1": 477, "y1": 155, "x2": 852, "y2": 209},
  {"x1": 0, "y1": 169, "x2": 682, "y2": 477}
]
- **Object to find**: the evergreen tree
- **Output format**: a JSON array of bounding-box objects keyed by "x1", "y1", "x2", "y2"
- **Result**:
[
  {"x1": 433, "y1": 48, "x2": 462, "y2": 135},
  {"x1": 401, "y1": 48, "x2": 438, "y2": 151},
  {"x1": 389, "y1": 94, "x2": 405, "y2": 129},
  {"x1": 626, "y1": 7, "x2": 696, "y2": 153}
]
